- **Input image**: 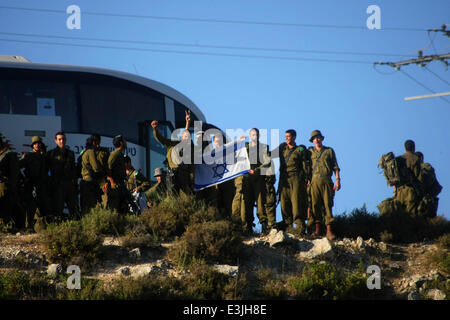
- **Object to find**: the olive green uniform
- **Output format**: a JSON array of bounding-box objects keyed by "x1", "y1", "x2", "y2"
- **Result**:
[
  {"x1": 153, "y1": 127, "x2": 194, "y2": 194},
  {"x1": 231, "y1": 175, "x2": 244, "y2": 224},
  {"x1": 216, "y1": 179, "x2": 235, "y2": 219},
  {"x1": 47, "y1": 147, "x2": 80, "y2": 219},
  {"x1": 0, "y1": 148, "x2": 20, "y2": 224},
  {"x1": 308, "y1": 146, "x2": 340, "y2": 226},
  {"x1": 19, "y1": 150, "x2": 51, "y2": 220},
  {"x1": 145, "y1": 180, "x2": 168, "y2": 206},
  {"x1": 125, "y1": 168, "x2": 151, "y2": 193},
  {"x1": 105, "y1": 149, "x2": 128, "y2": 213},
  {"x1": 275, "y1": 143, "x2": 310, "y2": 230},
  {"x1": 242, "y1": 142, "x2": 270, "y2": 232},
  {"x1": 395, "y1": 151, "x2": 421, "y2": 215},
  {"x1": 80, "y1": 148, "x2": 103, "y2": 214},
  {"x1": 263, "y1": 160, "x2": 277, "y2": 230}
]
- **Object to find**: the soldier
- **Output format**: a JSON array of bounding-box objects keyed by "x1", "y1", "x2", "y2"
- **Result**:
[
  {"x1": 46, "y1": 132, "x2": 80, "y2": 220},
  {"x1": 103, "y1": 134, "x2": 129, "y2": 213},
  {"x1": 124, "y1": 155, "x2": 151, "y2": 194},
  {"x1": 271, "y1": 129, "x2": 310, "y2": 234},
  {"x1": 145, "y1": 167, "x2": 168, "y2": 207},
  {"x1": 213, "y1": 134, "x2": 236, "y2": 219},
  {"x1": 151, "y1": 115, "x2": 194, "y2": 195},
  {"x1": 308, "y1": 130, "x2": 340, "y2": 240},
  {"x1": 263, "y1": 159, "x2": 277, "y2": 233},
  {"x1": 241, "y1": 128, "x2": 270, "y2": 234},
  {"x1": 19, "y1": 136, "x2": 51, "y2": 223},
  {"x1": 90, "y1": 134, "x2": 110, "y2": 208},
  {"x1": 394, "y1": 140, "x2": 421, "y2": 215},
  {"x1": 415, "y1": 151, "x2": 442, "y2": 218},
  {"x1": 0, "y1": 136, "x2": 20, "y2": 226},
  {"x1": 194, "y1": 130, "x2": 218, "y2": 207},
  {"x1": 79, "y1": 136, "x2": 103, "y2": 215}
]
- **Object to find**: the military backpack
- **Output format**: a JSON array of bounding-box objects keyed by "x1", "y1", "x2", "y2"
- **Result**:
[
  {"x1": 419, "y1": 163, "x2": 442, "y2": 197},
  {"x1": 378, "y1": 152, "x2": 410, "y2": 186}
]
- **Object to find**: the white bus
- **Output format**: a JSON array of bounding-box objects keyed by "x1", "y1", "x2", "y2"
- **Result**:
[{"x1": 0, "y1": 55, "x2": 222, "y2": 180}]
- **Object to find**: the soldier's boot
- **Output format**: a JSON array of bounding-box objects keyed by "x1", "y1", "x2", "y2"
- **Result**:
[
  {"x1": 326, "y1": 224, "x2": 336, "y2": 240},
  {"x1": 313, "y1": 223, "x2": 321, "y2": 237}
]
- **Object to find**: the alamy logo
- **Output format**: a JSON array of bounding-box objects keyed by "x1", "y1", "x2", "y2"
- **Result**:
[
  {"x1": 366, "y1": 5, "x2": 381, "y2": 30},
  {"x1": 366, "y1": 265, "x2": 381, "y2": 289},
  {"x1": 66, "y1": 5, "x2": 81, "y2": 30},
  {"x1": 67, "y1": 265, "x2": 81, "y2": 289}
]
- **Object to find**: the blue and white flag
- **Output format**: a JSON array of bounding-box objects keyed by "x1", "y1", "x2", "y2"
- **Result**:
[{"x1": 194, "y1": 139, "x2": 250, "y2": 191}]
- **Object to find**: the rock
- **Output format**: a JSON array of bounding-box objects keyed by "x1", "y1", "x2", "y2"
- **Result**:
[
  {"x1": 298, "y1": 238, "x2": 333, "y2": 259},
  {"x1": 47, "y1": 264, "x2": 62, "y2": 277},
  {"x1": 429, "y1": 270, "x2": 445, "y2": 282},
  {"x1": 267, "y1": 229, "x2": 296, "y2": 248},
  {"x1": 367, "y1": 238, "x2": 376, "y2": 246},
  {"x1": 119, "y1": 267, "x2": 131, "y2": 276},
  {"x1": 129, "y1": 248, "x2": 141, "y2": 260},
  {"x1": 410, "y1": 275, "x2": 427, "y2": 289},
  {"x1": 378, "y1": 242, "x2": 388, "y2": 251},
  {"x1": 132, "y1": 264, "x2": 165, "y2": 278},
  {"x1": 356, "y1": 236, "x2": 365, "y2": 249},
  {"x1": 427, "y1": 289, "x2": 446, "y2": 300},
  {"x1": 407, "y1": 292, "x2": 422, "y2": 300},
  {"x1": 16, "y1": 232, "x2": 21, "y2": 236},
  {"x1": 213, "y1": 265, "x2": 239, "y2": 277}
]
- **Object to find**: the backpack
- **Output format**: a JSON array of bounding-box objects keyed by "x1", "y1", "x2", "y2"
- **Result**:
[
  {"x1": 419, "y1": 163, "x2": 442, "y2": 197},
  {"x1": 378, "y1": 152, "x2": 409, "y2": 187}
]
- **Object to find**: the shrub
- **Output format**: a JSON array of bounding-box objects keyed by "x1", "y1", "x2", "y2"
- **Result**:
[
  {"x1": 254, "y1": 268, "x2": 287, "y2": 299},
  {"x1": 286, "y1": 263, "x2": 379, "y2": 300},
  {"x1": 0, "y1": 270, "x2": 56, "y2": 299},
  {"x1": 40, "y1": 219, "x2": 103, "y2": 268},
  {"x1": 333, "y1": 205, "x2": 382, "y2": 240},
  {"x1": 80, "y1": 207, "x2": 127, "y2": 236},
  {"x1": 120, "y1": 223, "x2": 159, "y2": 249},
  {"x1": 169, "y1": 220, "x2": 242, "y2": 267}
]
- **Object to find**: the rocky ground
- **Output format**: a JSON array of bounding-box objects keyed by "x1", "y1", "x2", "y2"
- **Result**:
[{"x1": 0, "y1": 230, "x2": 448, "y2": 300}]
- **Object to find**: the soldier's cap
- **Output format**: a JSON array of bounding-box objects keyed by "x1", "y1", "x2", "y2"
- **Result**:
[
  {"x1": 154, "y1": 167, "x2": 165, "y2": 177},
  {"x1": 31, "y1": 136, "x2": 43, "y2": 146},
  {"x1": 309, "y1": 130, "x2": 324, "y2": 143}
]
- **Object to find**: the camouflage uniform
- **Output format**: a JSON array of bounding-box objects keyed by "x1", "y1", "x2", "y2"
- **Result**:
[
  {"x1": 46, "y1": 146, "x2": 80, "y2": 219},
  {"x1": 308, "y1": 146, "x2": 340, "y2": 226},
  {"x1": 153, "y1": 127, "x2": 194, "y2": 195}
]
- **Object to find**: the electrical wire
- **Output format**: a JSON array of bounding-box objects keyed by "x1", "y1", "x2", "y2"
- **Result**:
[
  {"x1": 424, "y1": 66, "x2": 450, "y2": 86},
  {"x1": 0, "y1": 31, "x2": 414, "y2": 58},
  {"x1": 0, "y1": 38, "x2": 374, "y2": 64},
  {"x1": 0, "y1": 5, "x2": 427, "y2": 32},
  {"x1": 399, "y1": 69, "x2": 450, "y2": 104}
]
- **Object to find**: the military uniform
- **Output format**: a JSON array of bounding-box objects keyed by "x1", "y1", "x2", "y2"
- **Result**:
[
  {"x1": 241, "y1": 142, "x2": 270, "y2": 233},
  {"x1": 231, "y1": 175, "x2": 245, "y2": 225},
  {"x1": 395, "y1": 151, "x2": 421, "y2": 215},
  {"x1": 308, "y1": 145, "x2": 340, "y2": 227},
  {"x1": 0, "y1": 147, "x2": 20, "y2": 224},
  {"x1": 125, "y1": 168, "x2": 151, "y2": 194},
  {"x1": 275, "y1": 143, "x2": 310, "y2": 232},
  {"x1": 80, "y1": 148, "x2": 103, "y2": 214},
  {"x1": 46, "y1": 146, "x2": 80, "y2": 219},
  {"x1": 263, "y1": 160, "x2": 277, "y2": 231},
  {"x1": 216, "y1": 179, "x2": 235, "y2": 219},
  {"x1": 153, "y1": 127, "x2": 194, "y2": 194},
  {"x1": 105, "y1": 149, "x2": 128, "y2": 213},
  {"x1": 19, "y1": 141, "x2": 52, "y2": 222},
  {"x1": 145, "y1": 180, "x2": 168, "y2": 206}
]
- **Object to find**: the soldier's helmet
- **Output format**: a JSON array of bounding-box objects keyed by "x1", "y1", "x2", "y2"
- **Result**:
[
  {"x1": 31, "y1": 136, "x2": 43, "y2": 146},
  {"x1": 153, "y1": 167, "x2": 165, "y2": 177},
  {"x1": 309, "y1": 130, "x2": 324, "y2": 143}
]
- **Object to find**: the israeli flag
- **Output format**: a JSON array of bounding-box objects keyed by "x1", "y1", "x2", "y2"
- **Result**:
[{"x1": 194, "y1": 139, "x2": 250, "y2": 191}]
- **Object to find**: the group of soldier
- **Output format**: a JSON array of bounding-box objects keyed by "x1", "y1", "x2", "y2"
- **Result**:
[
  {"x1": 151, "y1": 110, "x2": 341, "y2": 239},
  {"x1": 0, "y1": 132, "x2": 168, "y2": 230},
  {"x1": 379, "y1": 139, "x2": 442, "y2": 218}
]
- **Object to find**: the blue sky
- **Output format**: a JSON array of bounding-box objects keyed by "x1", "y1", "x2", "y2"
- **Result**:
[{"x1": 1, "y1": 0, "x2": 449, "y2": 221}]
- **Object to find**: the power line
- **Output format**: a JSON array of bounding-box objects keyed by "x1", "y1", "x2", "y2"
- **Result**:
[
  {"x1": 424, "y1": 66, "x2": 450, "y2": 86},
  {"x1": 0, "y1": 38, "x2": 374, "y2": 64},
  {"x1": 399, "y1": 69, "x2": 450, "y2": 104},
  {"x1": 0, "y1": 31, "x2": 414, "y2": 58},
  {"x1": 0, "y1": 5, "x2": 427, "y2": 32}
]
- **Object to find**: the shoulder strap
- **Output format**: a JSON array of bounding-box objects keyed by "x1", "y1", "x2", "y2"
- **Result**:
[
  {"x1": 0, "y1": 150, "x2": 11, "y2": 162},
  {"x1": 312, "y1": 148, "x2": 325, "y2": 176}
]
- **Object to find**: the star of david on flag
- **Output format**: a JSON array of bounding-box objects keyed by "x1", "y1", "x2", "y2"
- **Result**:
[{"x1": 194, "y1": 139, "x2": 250, "y2": 191}]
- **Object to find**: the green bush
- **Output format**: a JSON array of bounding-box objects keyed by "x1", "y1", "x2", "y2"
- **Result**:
[
  {"x1": 169, "y1": 220, "x2": 242, "y2": 267},
  {"x1": 80, "y1": 207, "x2": 127, "y2": 236},
  {"x1": 0, "y1": 270, "x2": 56, "y2": 299},
  {"x1": 286, "y1": 263, "x2": 378, "y2": 300},
  {"x1": 120, "y1": 223, "x2": 159, "y2": 249},
  {"x1": 40, "y1": 219, "x2": 103, "y2": 268},
  {"x1": 333, "y1": 205, "x2": 382, "y2": 240}
]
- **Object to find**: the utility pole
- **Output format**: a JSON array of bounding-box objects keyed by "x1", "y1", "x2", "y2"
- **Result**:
[{"x1": 374, "y1": 26, "x2": 449, "y2": 102}]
